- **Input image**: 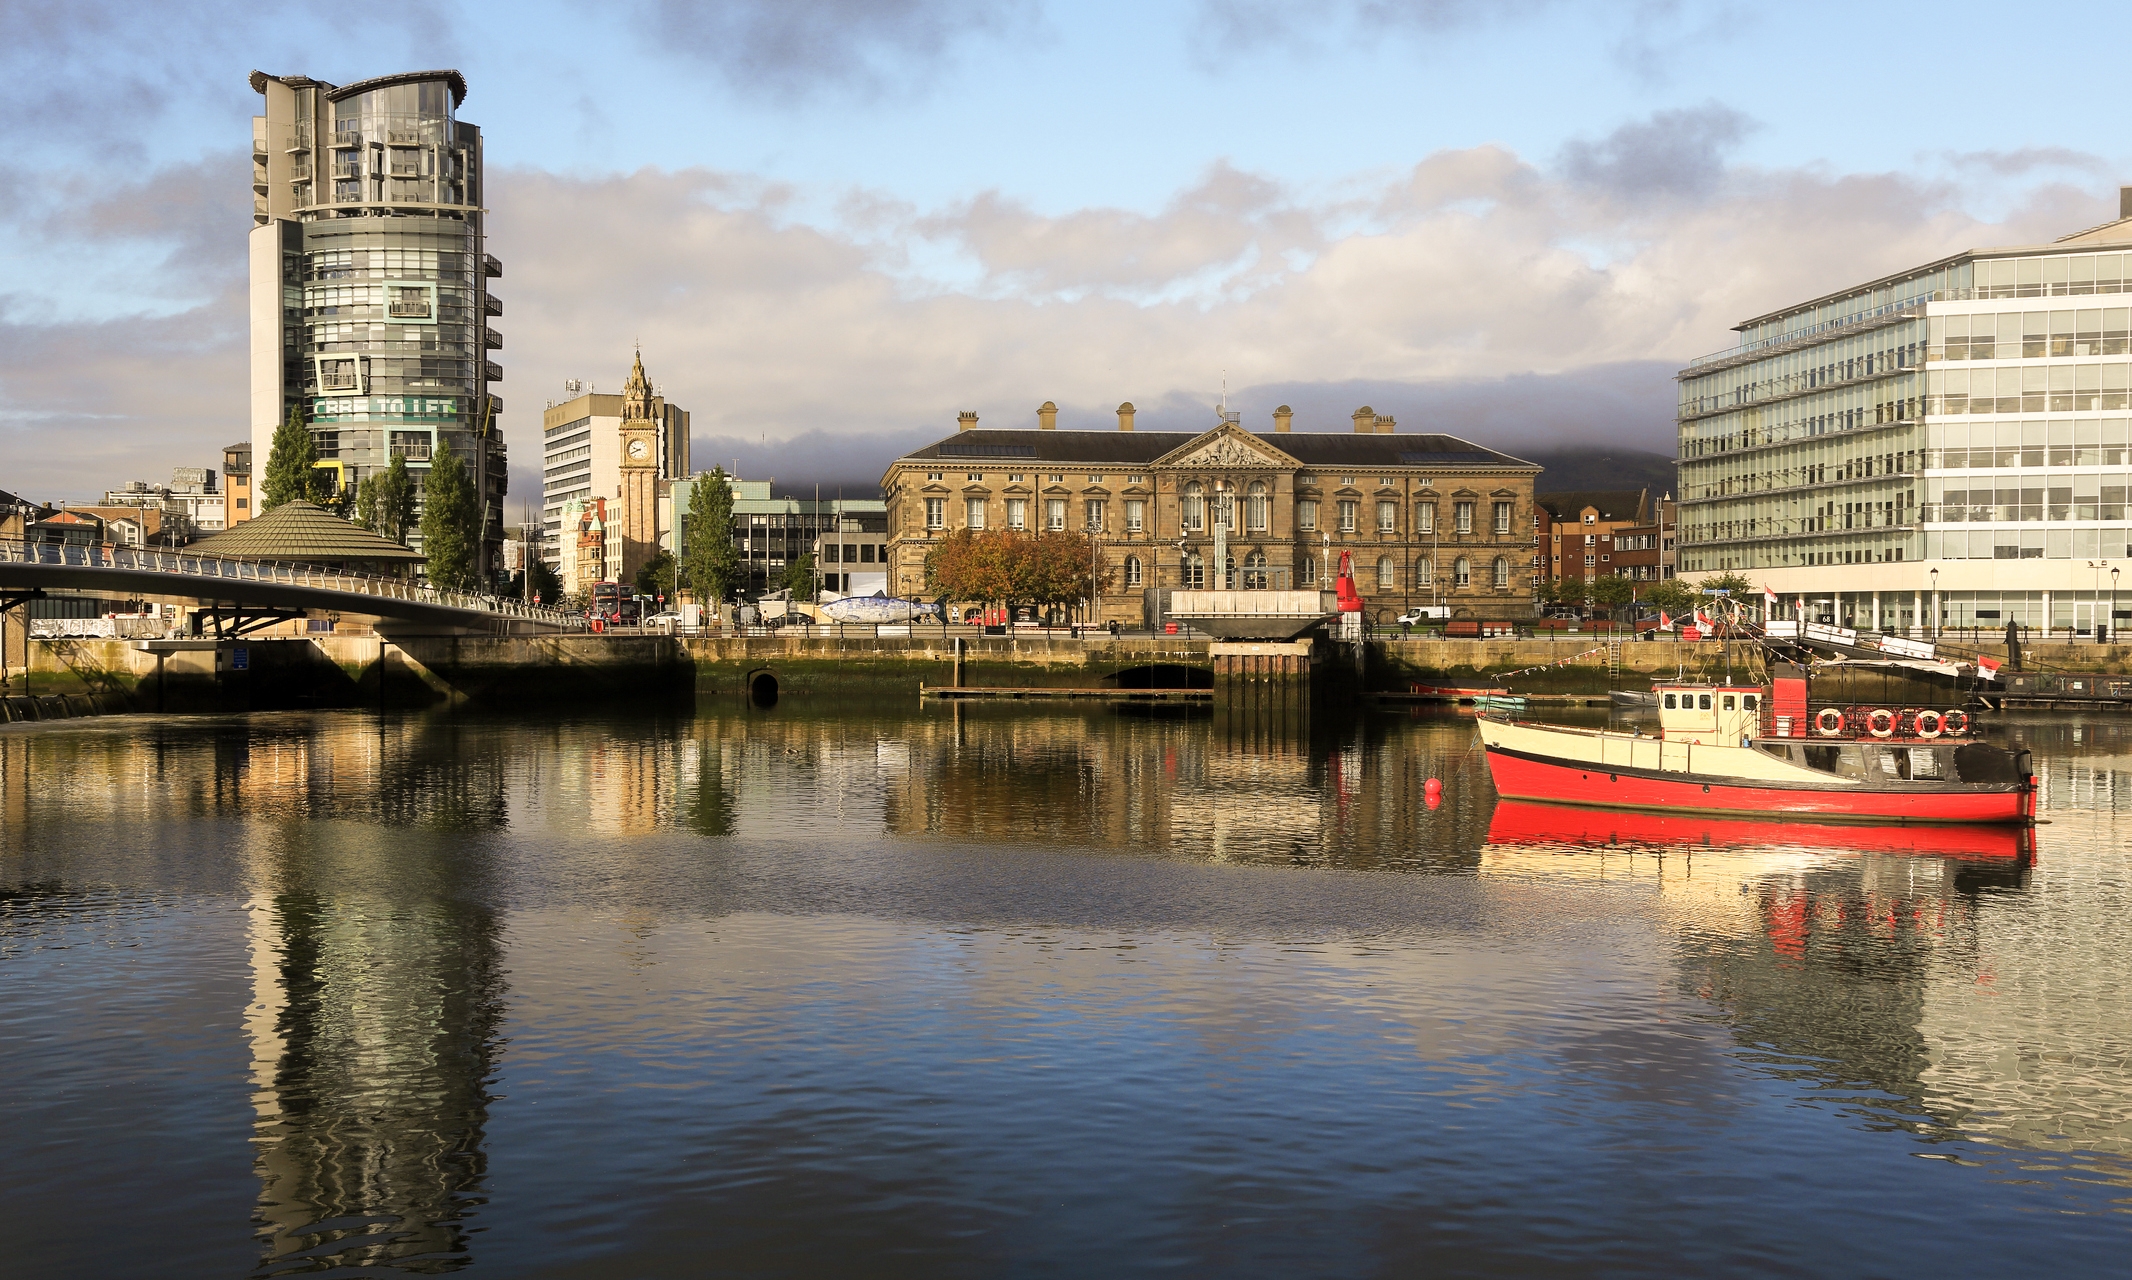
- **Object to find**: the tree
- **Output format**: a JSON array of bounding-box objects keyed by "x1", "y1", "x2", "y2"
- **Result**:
[
  {"x1": 418, "y1": 443, "x2": 480, "y2": 591},
  {"x1": 1026, "y1": 531, "x2": 1110, "y2": 612},
  {"x1": 782, "y1": 552, "x2": 815, "y2": 599},
  {"x1": 1641, "y1": 579, "x2": 1696, "y2": 617},
  {"x1": 923, "y1": 529, "x2": 1111, "y2": 617},
  {"x1": 634, "y1": 548, "x2": 676, "y2": 601},
  {"x1": 1589, "y1": 574, "x2": 1635, "y2": 615},
  {"x1": 507, "y1": 558, "x2": 563, "y2": 606},
  {"x1": 682, "y1": 469, "x2": 739, "y2": 602},
  {"x1": 260, "y1": 405, "x2": 319, "y2": 512},
  {"x1": 373, "y1": 453, "x2": 415, "y2": 544},
  {"x1": 354, "y1": 474, "x2": 380, "y2": 532},
  {"x1": 1701, "y1": 570, "x2": 1758, "y2": 597}
]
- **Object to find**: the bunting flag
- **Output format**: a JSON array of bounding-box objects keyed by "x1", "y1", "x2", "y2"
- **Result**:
[
  {"x1": 1694, "y1": 608, "x2": 1714, "y2": 631},
  {"x1": 1491, "y1": 646, "x2": 1610, "y2": 684},
  {"x1": 1658, "y1": 610, "x2": 1674, "y2": 631}
]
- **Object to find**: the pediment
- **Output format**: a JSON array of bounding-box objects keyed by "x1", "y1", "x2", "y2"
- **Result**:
[{"x1": 1153, "y1": 423, "x2": 1299, "y2": 471}]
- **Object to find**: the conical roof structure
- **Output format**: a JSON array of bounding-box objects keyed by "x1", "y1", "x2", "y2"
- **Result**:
[{"x1": 191, "y1": 501, "x2": 425, "y2": 568}]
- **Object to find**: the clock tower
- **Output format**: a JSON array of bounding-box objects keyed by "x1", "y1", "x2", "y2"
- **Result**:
[{"x1": 617, "y1": 347, "x2": 661, "y2": 585}]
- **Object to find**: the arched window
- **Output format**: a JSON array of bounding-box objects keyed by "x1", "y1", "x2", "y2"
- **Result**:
[
  {"x1": 1300, "y1": 554, "x2": 1317, "y2": 586},
  {"x1": 1211, "y1": 488, "x2": 1235, "y2": 531},
  {"x1": 1220, "y1": 553, "x2": 1236, "y2": 590},
  {"x1": 1183, "y1": 550, "x2": 1205, "y2": 589},
  {"x1": 1242, "y1": 549, "x2": 1268, "y2": 589},
  {"x1": 1182, "y1": 482, "x2": 1205, "y2": 531},
  {"x1": 1491, "y1": 556, "x2": 1509, "y2": 588},
  {"x1": 1376, "y1": 555, "x2": 1396, "y2": 590},
  {"x1": 1413, "y1": 557, "x2": 1432, "y2": 588},
  {"x1": 1453, "y1": 556, "x2": 1471, "y2": 588},
  {"x1": 1245, "y1": 481, "x2": 1270, "y2": 532},
  {"x1": 1124, "y1": 555, "x2": 1143, "y2": 587}
]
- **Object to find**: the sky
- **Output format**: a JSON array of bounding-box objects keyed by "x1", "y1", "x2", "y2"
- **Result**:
[{"x1": 4, "y1": 0, "x2": 2131, "y2": 505}]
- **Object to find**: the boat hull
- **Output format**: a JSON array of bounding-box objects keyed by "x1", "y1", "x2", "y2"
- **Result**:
[
  {"x1": 1482, "y1": 741, "x2": 2031, "y2": 825},
  {"x1": 1485, "y1": 801, "x2": 2034, "y2": 860}
]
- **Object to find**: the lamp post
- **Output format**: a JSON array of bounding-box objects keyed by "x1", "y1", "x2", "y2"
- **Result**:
[
  {"x1": 2113, "y1": 566, "x2": 2121, "y2": 646},
  {"x1": 1929, "y1": 566, "x2": 1939, "y2": 641}
]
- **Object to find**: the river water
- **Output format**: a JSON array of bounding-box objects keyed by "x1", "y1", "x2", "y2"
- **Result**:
[{"x1": 2, "y1": 698, "x2": 2128, "y2": 1276}]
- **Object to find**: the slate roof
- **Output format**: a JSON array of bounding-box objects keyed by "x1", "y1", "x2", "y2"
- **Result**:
[
  {"x1": 1536, "y1": 489, "x2": 1650, "y2": 523},
  {"x1": 190, "y1": 501, "x2": 425, "y2": 564},
  {"x1": 896, "y1": 429, "x2": 1539, "y2": 472}
]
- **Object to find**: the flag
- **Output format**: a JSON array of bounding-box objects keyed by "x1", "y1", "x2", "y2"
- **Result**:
[
  {"x1": 1977, "y1": 655, "x2": 2002, "y2": 680},
  {"x1": 1694, "y1": 608, "x2": 1714, "y2": 631},
  {"x1": 1658, "y1": 611, "x2": 1673, "y2": 631},
  {"x1": 1763, "y1": 584, "x2": 1779, "y2": 607}
]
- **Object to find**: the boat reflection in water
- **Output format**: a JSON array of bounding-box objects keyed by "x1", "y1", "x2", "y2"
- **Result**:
[{"x1": 1484, "y1": 800, "x2": 2037, "y2": 864}]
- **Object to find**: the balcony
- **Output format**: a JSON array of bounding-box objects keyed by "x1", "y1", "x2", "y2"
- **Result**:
[
  {"x1": 388, "y1": 300, "x2": 433, "y2": 319},
  {"x1": 483, "y1": 293, "x2": 502, "y2": 316},
  {"x1": 484, "y1": 328, "x2": 502, "y2": 350},
  {"x1": 484, "y1": 360, "x2": 503, "y2": 382},
  {"x1": 483, "y1": 253, "x2": 502, "y2": 278},
  {"x1": 331, "y1": 162, "x2": 362, "y2": 179}
]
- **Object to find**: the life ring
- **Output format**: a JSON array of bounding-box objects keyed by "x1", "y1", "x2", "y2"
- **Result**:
[
  {"x1": 1915, "y1": 709, "x2": 1943, "y2": 738},
  {"x1": 1866, "y1": 708, "x2": 1896, "y2": 738},
  {"x1": 1815, "y1": 707, "x2": 1846, "y2": 737},
  {"x1": 1942, "y1": 710, "x2": 1969, "y2": 737}
]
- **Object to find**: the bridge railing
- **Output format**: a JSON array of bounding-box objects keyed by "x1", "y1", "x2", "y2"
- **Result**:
[{"x1": 1, "y1": 538, "x2": 581, "y2": 629}]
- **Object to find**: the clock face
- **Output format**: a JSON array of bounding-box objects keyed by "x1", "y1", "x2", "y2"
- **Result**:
[{"x1": 627, "y1": 438, "x2": 648, "y2": 460}]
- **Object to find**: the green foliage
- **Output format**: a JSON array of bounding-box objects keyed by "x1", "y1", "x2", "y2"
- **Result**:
[
  {"x1": 1589, "y1": 575, "x2": 1635, "y2": 610},
  {"x1": 507, "y1": 557, "x2": 563, "y2": 606},
  {"x1": 260, "y1": 405, "x2": 317, "y2": 512},
  {"x1": 373, "y1": 454, "x2": 415, "y2": 544},
  {"x1": 1701, "y1": 570, "x2": 1758, "y2": 597},
  {"x1": 634, "y1": 548, "x2": 676, "y2": 600},
  {"x1": 782, "y1": 552, "x2": 816, "y2": 599},
  {"x1": 682, "y1": 469, "x2": 739, "y2": 602},
  {"x1": 1641, "y1": 579, "x2": 1697, "y2": 616},
  {"x1": 417, "y1": 443, "x2": 480, "y2": 591},
  {"x1": 354, "y1": 475, "x2": 379, "y2": 532}
]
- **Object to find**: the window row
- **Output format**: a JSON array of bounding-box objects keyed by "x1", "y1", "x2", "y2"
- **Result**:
[
  {"x1": 1927, "y1": 528, "x2": 2132, "y2": 559},
  {"x1": 1927, "y1": 308, "x2": 2132, "y2": 360},
  {"x1": 919, "y1": 496, "x2": 1516, "y2": 536},
  {"x1": 1924, "y1": 363, "x2": 2132, "y2": 414}
]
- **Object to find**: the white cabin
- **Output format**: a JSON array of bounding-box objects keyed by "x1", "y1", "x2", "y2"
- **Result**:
[{"x1": 1657, "y1": 685, "x2": 1763, "y2": 746}]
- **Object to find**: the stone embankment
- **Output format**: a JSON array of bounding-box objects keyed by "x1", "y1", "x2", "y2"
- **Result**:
[{"x1": 1, "y1": 692, "x2": 129, "y2": 723}]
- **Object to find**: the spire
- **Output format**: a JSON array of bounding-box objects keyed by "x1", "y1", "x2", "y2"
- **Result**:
[{"x1": 622, "y1": 345, "x2": 652, "y2": 419}]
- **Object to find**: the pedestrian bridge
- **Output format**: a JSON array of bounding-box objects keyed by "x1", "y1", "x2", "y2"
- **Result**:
[{"x1": 1, "y1": 539, "x2": 578, "y2": 636}]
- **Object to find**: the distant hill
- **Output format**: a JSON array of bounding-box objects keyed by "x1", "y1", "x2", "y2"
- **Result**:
[{"x1": 1520, "y1": 446, "x2": 1678, "y2": 500}]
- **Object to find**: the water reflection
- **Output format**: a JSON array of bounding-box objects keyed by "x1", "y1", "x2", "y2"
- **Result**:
[{"x1": 4, "y1": 704, "x2": 2132, "y2": 1270}]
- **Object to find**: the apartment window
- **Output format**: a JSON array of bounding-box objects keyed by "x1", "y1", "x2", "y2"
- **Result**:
[
  {"x1": 1584, "y1": 554, "x2": 1596, "y2": 566},
  {"x1": 1124, "y1": 555, "x2": 1143, "y2": 586},
  {"x1": 1298, "y1": 500, "x2": 1318, "y2": 531},
  {"x1": 1583, "y1": 513, "x2": 1595, "y2": 524},
  {"x1": 1453, "y1": 556, "x2": 1471, "y2": 587},
  {"x1": 1085, "y1": 499, "x2": 1106, "y2": 531},
  {"x1": 1377, "y1": 500, "x2": 1397, "y2": 533},
  {"x1": 1455, "y1": 501, "x2": 1474, "y2": 533},
  {"x1": 1376, "y1": 555, "x2": 1396, "y2": 589},
  {"x1": 1493, "y1": 501, "x2": 1512, "y2": 534},
  {"x1": 1584, "y1": 533, "x2": 1596, "y2": 546},
  {"x1": 1046, "y1": 499, "x2": 1066, "y2": 531},
  {"x1": 1601, "y1": 554, "x2": 1610, "y2": 563},
  {"x1": 1125, "y1": 499, "x2": 1144, "y2": 533},
  {"x1": 1416, "y1": 502, "x2": 1434, "y2": 534},
  {"x1": 1182, "y1": 482, "x2": 1206, "y2": 531},
  {"x1": 925, "y1": 498, "x2": 944, "y2": 529},
  {"x1": 1414, "y1": 556, "x2": 1432, "y2": 587},
  {"x1": 1492, "y1": 557, "x2": 1509, "y2": 588},
  {"x1": 966, "y1": 498, "x2": 986, "y2": 529},
  {"x1": 1245, "y1": 481, "x2": 1269, "y2": 532},
  {"x1": 1006, "y1": 498, "x2": 1027, "y2": 530},
  {"x1": 1338, "y1": 500, "x2": 1358, "y2": 532}
]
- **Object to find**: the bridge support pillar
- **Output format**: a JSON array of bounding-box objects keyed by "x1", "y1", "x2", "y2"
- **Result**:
[{"x1": 1211, "y1": 640, "x2": 1312, "y2": 699}]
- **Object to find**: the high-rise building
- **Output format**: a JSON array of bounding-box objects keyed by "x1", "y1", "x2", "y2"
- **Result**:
[
  {"x1": 248, "y1": 69, "x2": 507, "y2": 579},
  {"x1": 539, "y1": 351, "x2": 689, "y2": 576},
  {"x1": 1678, "y1": 190, "x2": 2132, "y2": 636}
]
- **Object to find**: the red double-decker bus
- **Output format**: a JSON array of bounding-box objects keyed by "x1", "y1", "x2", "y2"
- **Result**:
[{"x1": 589, "y1": 581, "x2": 639, "y2": 626}]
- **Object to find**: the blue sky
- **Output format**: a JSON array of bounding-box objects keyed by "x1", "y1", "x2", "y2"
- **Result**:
[{"x1": 5, "y1": 0, "x2": 2129, "y2": 501}]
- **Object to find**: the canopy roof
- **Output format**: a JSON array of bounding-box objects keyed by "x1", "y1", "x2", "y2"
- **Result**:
[{"x1": 191, "y1": 501, "x2": 424, "y2": 564}]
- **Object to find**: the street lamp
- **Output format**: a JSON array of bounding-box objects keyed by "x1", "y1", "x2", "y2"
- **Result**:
[
  {"x1": 2113, "y1": 566, "x2": 2121, "y2": 646},
  {"x1": 1929, "y1": 566, "x2": 1939, "y2": 641}
]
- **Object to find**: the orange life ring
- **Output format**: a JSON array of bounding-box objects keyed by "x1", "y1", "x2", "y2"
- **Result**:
[
  {"x1": 1915, "y1": 709, "x2": 1943, "y2": 738},
  {"x1": 1866, "y1": 708, "x2": 1896, "y2": 738},
  {"x1": 1942, "y1": 710, "x2": 1969, "y2": 737},
  {"x1": 1815, "y1": 707, "x2": 1846, "y2": 737}
]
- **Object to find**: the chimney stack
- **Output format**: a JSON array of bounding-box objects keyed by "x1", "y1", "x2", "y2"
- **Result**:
[
  {"x1": 957, "y1": 411, "x2": 978, "y2": 432},
  {"x1": 1116, "y1": 401, "x2": 1135, "y2": 432},
  {"x1": 1272, "y1": 405, "x2": 1292, "y2": 433},
  {"x1": 1352, "y1": 405, "x2": 1377, "y2": 434},
  {"x1": 1038, "y1": 400, "x2": 1058, "y2": 430},
  {"x1": 2121, "y1": 185, "x2": 2132, "y2": 220},
  {"x1": 1376, "y1": 413, "x2": 1396, "y2": 434}
]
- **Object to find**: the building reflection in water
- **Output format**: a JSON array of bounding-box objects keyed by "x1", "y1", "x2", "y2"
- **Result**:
[{"x1": 229, "y1": 721, "x2": 511, "y2": 1277}]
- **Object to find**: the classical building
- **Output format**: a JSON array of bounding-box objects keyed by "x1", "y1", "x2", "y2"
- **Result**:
[
  {"x1": 1679, "y1": 186, "x2": 2132, "y2": 634},
  {"x1": 248, "y1": 68, "x2": 508, "y2": 580},
  {"x1": 539, "y1": 350, "x2": 690, "y2": 580},
  {"x1": 881, "y1": 402, "x2": 1541, "y2": 625}
]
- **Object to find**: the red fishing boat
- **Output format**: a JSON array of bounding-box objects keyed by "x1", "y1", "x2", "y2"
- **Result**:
[
  {"x1": 1476, "y1": 662, "x2": 2035, "y2": 825},
  {"x1": 1484, "y1": 801, "x2": 2034, "y2": 861}
]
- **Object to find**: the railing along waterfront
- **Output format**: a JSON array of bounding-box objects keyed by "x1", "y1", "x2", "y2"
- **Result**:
[{"x1": 1, "y1": 539, "x2": 580, "y2": 629}]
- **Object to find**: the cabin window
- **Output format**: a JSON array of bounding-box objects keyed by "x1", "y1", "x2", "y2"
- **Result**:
[
  {"x1": 1909, "y1": 748, "x2": 1942, "y2": 779},
  {"x1": 1743, "y1": 694, "x2": 1758, "y2": 710},
  {"x1": 1663, "y1": 693, "x2": 1677, "y2": 709},
  {"x1": 1722, "y1": 695, "x2": 1736, "y2": 710},
  {"x1": 1698, "y1": 694, "x2": 1712, "y2": 710}
]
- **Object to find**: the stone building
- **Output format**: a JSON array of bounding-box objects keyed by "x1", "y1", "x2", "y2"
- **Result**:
[{"x1": 881, "y1": 402, "x2": 1541, "y2": 625}]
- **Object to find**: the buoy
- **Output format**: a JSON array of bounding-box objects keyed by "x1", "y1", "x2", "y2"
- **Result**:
[
  {"x1": 1815, "y1": 707, "x2": 1846, "y2": 737},
  {"x1": 1915, "y1": 709, "x2": 1943, "y2": 738},
  {"x1": 1425, "y1": 792, "x2": 1442, "y2": 810},
  {"x1": 1866, "y1": 708, "x2": 1895, "y2": 738},
  {"x1": 1425, "y1": 777, "x2": 1442, "y2": 794},
  {"x1": 1943, "y1": 710, "x2": 1969, "y2": 736}
]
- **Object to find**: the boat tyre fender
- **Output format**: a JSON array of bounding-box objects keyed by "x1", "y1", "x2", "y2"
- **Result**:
[
  {"x1": 1867, "y1": 708, "x2": 1896, "y2": 738},
  {"x1": 1815, "y1": 707, "x2": 1846, "y2": 737},
  {"x1": 1943, "y1": 710, "x2": 1969, "y2": 737},
  {"x1": 1915, "y1": 709, "x2": 1943, "y2": 738}
]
